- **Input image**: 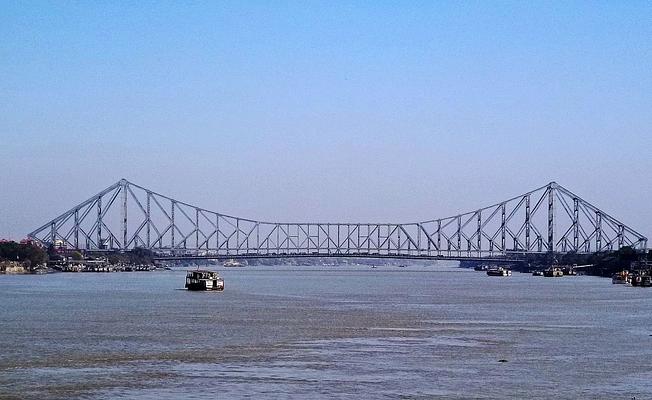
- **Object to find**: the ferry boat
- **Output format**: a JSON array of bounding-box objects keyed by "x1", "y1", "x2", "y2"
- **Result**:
[
  {"x1": 185, "y1": 270, "x2": 224, "y2": 291},
  {"x1": 486, "y1": 267, "x2": 511, "y2": 277},
  {"x1": 223, "y1": 259, "x2": 245, "y2": 268}
]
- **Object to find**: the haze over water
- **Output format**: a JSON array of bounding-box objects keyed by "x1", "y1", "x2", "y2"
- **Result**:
[{"x1": 2, "y1": 264, "x2": 651, "y2": 399}]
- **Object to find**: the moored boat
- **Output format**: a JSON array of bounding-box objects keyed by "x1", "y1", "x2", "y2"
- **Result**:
[
  {"x1": 487, "y1": 267, "x2": 511, "y2": 277},
  {"x1": 223, "y1": 259, "x2": 245, "y2": 268},
  {"x1": 629, "y1": 272, "x2": 651, "y2": 287},
  {"x1": 185, "y1": 270, "x2": 224, "y2": 291},
  {"x1": 532, "y1": 270, "x2": 544, "y2": 276},
  {"x1": 543, "y1": 267, "x2": 563, "y2": 277},
  {"x1": 641, "y1": 275, "x2": 652, "y2": 287},
  {"x1": 611, "y1": 270, "x2": 629, "y2": 284}
]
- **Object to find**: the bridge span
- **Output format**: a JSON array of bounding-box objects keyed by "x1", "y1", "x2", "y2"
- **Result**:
[
  {"x1": 28, "y1": 179, "x2": 647, "y2": 260},
  {"x1": 151, "y1": 253, "x2": 523, "y2": 264}
]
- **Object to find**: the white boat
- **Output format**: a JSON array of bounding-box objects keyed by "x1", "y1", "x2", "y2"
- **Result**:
[{"x1": 223, "y1": 259, "x2": 245, "y2": 268}]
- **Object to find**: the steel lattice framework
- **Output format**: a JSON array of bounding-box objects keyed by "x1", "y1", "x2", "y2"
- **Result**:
[{"x1": 28, "y1": 179, "x2": 647, "y2": 258}]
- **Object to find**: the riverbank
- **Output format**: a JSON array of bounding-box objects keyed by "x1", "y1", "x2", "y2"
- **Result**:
[
  {"x1": 0, "y1": 261, "x2": 27, "y2": 274},
  {"x1": 460, "y1": 246, "x2": 650, "y2": 277}
]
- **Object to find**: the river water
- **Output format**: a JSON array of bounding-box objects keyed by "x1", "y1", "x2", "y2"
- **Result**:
[{"x1": 1, "y1": 263, "x2": 651, "y2": 399}]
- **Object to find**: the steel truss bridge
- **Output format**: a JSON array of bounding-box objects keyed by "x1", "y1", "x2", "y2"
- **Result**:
[{"x1": 28, "y1": 179, "x2": 647, "y2": 260}]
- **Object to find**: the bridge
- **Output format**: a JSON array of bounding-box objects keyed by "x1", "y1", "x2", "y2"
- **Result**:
[{"x1": 28, "y1": 179, "x2": 647, "y2": 260}]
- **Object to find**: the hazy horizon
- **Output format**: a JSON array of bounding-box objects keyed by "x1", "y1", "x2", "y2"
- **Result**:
[{"x1": 1, "y1": 2, "x2": 650, "y2": 241}]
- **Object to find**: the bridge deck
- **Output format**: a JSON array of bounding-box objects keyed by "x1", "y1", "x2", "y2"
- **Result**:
[{"x1": 152, "y1": 253, "x2": 530, "y2": 263}]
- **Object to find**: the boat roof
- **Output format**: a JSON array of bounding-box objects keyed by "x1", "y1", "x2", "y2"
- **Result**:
[{"x1": 188, "y1": 269, "x2": 218, "y2": 274}]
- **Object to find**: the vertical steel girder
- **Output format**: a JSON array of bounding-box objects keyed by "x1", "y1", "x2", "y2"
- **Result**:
[
  {"x1": 121, "y1": 180, "x2": 128, "y2": 249},
  {"x1": 27, "y1": 179, "x2": 648, "y2": 257},
  {"x1": 573, "y1": 198, "x2": 579, "y2": 251},
  {"x1": 525, "y1": 195, "x2": 531, "y2": 251},
  {"x1": 548, "y1": 184, "x2": 555, "y2": 252},
  {"x1": 97, "y1": 196, "x2": 102, "y2": 248}
]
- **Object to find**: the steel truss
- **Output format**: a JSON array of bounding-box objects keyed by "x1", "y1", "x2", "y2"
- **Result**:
[{"x1": 28, "y1": 179, "x2": 648, "y2": 257}]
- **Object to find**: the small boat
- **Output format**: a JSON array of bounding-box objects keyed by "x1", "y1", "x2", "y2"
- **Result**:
[
  {"x1": 487, "y1": 267, "x2": 511, "y2": 277},
  {"x1": 398, "y1": 265, "x2": 407, "y2": 268},
  {"x1": 532, "y1": 270, "x2": 544, "y2": 276},
  {"x1": 561, "y1": 266, "x2": 577, "y2": 276},
  {"x1": 629, "y1": 272, "x2": 651, "y2": 287},
  {"x1": 543, "y1": 267, "x2": 563, "y2": 277},
  {"x1": 612, "y1": 271, "x2": 629, "y2": 284},
  {"x1": 185, "y1": 270, "x2": 224, "y2": 291},
  {"x1": 474, "y1": 265, "x2": 488, "y2": 271},
  {"x1": 223, "y1": 259, "x2": 245, "y2": 268},
  {"x1": 641, "y1": 275, "x2": 652, "y2": 287}
]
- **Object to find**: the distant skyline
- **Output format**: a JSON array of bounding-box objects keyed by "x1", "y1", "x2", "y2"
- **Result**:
[{"x1": 1, "y1": 1, "x2": 651, "y2": 241}]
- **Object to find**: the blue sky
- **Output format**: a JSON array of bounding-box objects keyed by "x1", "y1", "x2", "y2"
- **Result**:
[{"x1": 1, "y1": 1, "x2": 651, "y2": 240}]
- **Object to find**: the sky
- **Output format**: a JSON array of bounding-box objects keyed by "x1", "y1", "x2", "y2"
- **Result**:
[{"x1": 0, "y1": 1, "x2": 651, "y2": 241}]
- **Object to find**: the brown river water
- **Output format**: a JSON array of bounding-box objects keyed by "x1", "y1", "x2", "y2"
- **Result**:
[{"x1": 1, "y1": 263, "x2": 651, "y2": 399}]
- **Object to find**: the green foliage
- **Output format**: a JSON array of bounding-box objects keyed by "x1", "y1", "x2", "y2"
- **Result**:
[
  {"x1": 96, "y1": 247, "x2": 155, "y2": 265},
  {"x1": 129, "y1": 247, "x2": 155, "y2": 264},
  {"x1": 586, "y1": 246, "x2": 642, "y2": 276},
  {"x1": 0, "y1": 242, "x2": 48, "y2": 266}
]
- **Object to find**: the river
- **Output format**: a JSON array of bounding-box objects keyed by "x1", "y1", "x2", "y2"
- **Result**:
[{"x1": 1, "y1": 263, "x2": 651, "y2": 399}]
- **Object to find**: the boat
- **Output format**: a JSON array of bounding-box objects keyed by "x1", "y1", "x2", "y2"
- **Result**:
[
  {"x1": 474, "y1": 265, "x2": 488, "y2": 271},
  {"x1": 611, "y1": 271, "x2": 629, "y2": 284},
  {"x1": 532, "y1": 270, "x2": 544, "y2": 276},
  {"x1": 543, "y1": 267, "x2": 563, "y2": 277},
  {"x1": 398, "y1": 265, "x2": 407, "y2": 268},
  {"x1": 560, "y1": 265, "x2": 577, "y2": 276},
  {"x1": 223, "y1": 259, "x2": 245, "y2": 268},
  {"x1": 629, "y1": 272, "x2": 651, "y2": 287},
  {"x1": 641, "y1": 275, "x2": 652, "y2": 287},
  {"x1": 486, "y1": 267, "x2": 511, "y2": 277},
  {"x1": 185, "y1": 270, "x2": 224, "y2": 291}
]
